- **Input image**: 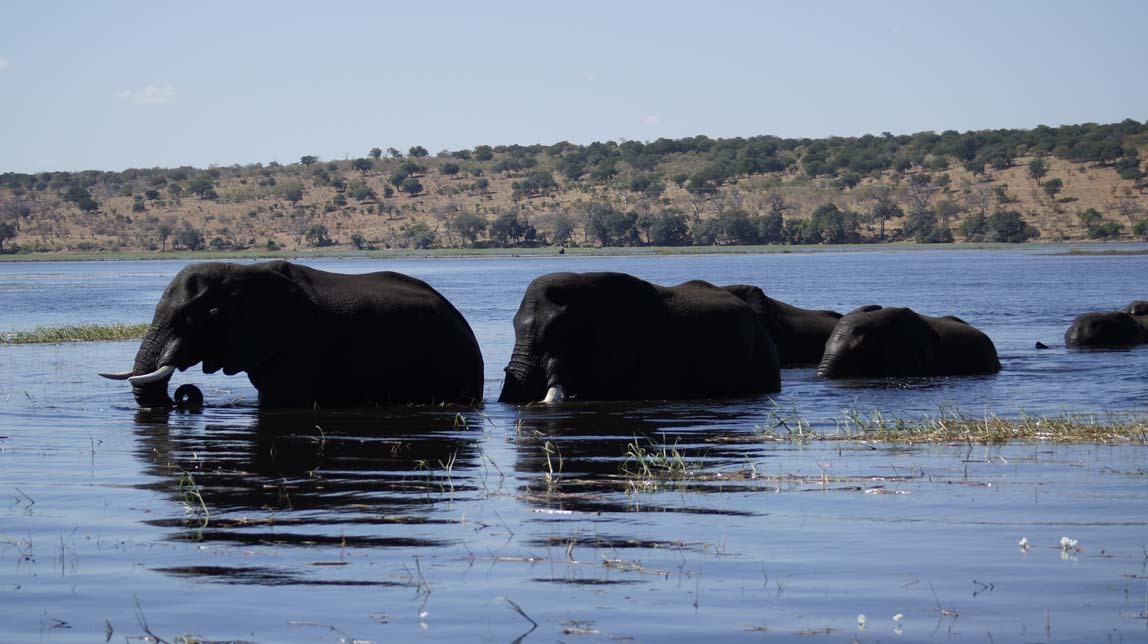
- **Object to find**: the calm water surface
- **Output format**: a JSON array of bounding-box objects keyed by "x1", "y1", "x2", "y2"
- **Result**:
[{"x1": 1, "y1": 248, "x2": 1147, "y2": 642}]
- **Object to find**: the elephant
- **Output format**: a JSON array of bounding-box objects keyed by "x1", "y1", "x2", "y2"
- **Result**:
[
  {"x1": 100, "y1": 260, "x2": 484, "y2": 408},
  {"x1": 816, "y1": 305, "x2": 1001, "y2": 378},
  {"x1": 722, "y1": 284, "x2": 842, "y2": 366},
  {"x1": 498, "y1": 272, "x2": 780, "y2": 403},
  {"x1": 1064, "y1": 300, "x2": 1148, "y2": 347}
]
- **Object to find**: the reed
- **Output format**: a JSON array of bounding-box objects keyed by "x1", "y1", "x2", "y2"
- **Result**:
[
  {"x1": 760, "y1": 405, "x2": 1148, "y2": 444},
  {"x1": 2, "y1": 323, "x2": 149, "y2": 344}
]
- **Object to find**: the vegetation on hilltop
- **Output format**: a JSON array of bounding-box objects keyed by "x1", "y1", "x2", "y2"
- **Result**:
[{"x1": 1, "y1": 120, "x2": 1146, "y2": 254}]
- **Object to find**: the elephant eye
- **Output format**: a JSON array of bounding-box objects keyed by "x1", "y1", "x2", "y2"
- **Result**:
[{"x1": 209, "y1": 307, "x2": 220, "y2": 317}]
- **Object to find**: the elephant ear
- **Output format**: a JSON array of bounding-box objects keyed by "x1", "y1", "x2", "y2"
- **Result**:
[{"x1": 222, "y1": 263, "x2": 319, "y2": 373}]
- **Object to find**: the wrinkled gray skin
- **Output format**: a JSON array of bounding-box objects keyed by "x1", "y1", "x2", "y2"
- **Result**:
[
  {"x1": 816, "y1": 305, "x2": 1001, "y2": 378},
  {"x1": 722, "y1": 285, "x2": 842, "y2": 366},
  {"x1": 101, "y1": 261, "x2": 483, "y2": 408},
  {"x1": 498, "y1": 272, "x2": 780, "y2": 403},
  {"x1": 1064, "y1": 300, "x2": 1148, "y2": 347}
]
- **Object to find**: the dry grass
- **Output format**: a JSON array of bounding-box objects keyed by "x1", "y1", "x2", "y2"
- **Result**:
[
  {"x1": 757, "y1": 406, "x2": 1148, "y2": 444},
  {"x1": 1, "y1": 323, "x2": 148, "y2": 344}
]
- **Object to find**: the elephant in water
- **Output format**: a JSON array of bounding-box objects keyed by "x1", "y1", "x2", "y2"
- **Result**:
[
  {"x1": 722, "y1": 285, "x2": 842, "y2": 366},
  {"x1": 816, "y1": 305, "x2": 1001, "y2": 378},
  {"x1": 1064, "y1": 300, "x2": 1148, "y2": 347},
  {"x1": 100, "y1": 261, "x2": 484, "y2": 408},
  {"x1": 498, "y1": 272, "x2": 780, "y2": 403}
]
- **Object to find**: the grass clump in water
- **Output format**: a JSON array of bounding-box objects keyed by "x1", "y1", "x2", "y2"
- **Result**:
[
  {"x1": 1, "y1": 323, "x2": 149, "y2": 344},
  {"x1": 779, "y1": 405, "x2": 1148, "y2": 444}
]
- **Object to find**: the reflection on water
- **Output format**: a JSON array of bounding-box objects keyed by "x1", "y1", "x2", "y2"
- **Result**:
[{"x1": 2, "y1": 251, "x2": 1148, "y2": 642}]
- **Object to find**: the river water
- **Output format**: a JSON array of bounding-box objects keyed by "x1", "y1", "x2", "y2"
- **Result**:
[{"x1": 1, "y1": 248, "x2": 1146, "y2": 642}]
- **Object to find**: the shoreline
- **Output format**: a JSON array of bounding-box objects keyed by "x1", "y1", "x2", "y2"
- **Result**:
[{"x1": 1, "y1": 240, "x2": 1146, "y2": 263}]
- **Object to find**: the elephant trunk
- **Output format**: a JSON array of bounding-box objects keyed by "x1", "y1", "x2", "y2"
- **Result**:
[
  {"x1": 129, "y1": 327, "x2": 179, "y2": 408},
  {"x1": 499, "y1": 341, "x2": 545, "y2": 403}
]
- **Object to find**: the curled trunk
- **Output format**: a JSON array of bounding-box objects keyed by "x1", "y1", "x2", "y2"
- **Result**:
[
  {"x1": 130, "y1": 327, "x2": 175, "y2": 408},
  {"x1": 498, "y1": 341, "x2": 545, "y2": 403}
]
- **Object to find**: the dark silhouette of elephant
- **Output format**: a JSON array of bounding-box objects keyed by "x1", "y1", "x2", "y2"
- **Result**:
[
  {"x1": 1065, "y1": 300, "x2": 1148, "y2": 347},
  {"x1": 816, "y1": 305, "x2": 1001, "y2": 378},
  {"x1": 722, "y1": 284, "x2": 842, "y2": 366},
  {"x1": 101, "y1": 260, "x2": 483, "y2": 408},
  {"x1": 498, "y1": 272, "x2": 780, "y2": 403}
]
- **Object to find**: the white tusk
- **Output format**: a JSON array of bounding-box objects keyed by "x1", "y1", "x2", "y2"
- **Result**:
[
  {"x1": 98, "y1": 370, "x2": 134, "y2": 380},
  {"x1": 542, "y1": 384, "x2": 565, "y2": 403},
  {"x1": 128, "y1": 365, "x2": 176, "y2": 385}
]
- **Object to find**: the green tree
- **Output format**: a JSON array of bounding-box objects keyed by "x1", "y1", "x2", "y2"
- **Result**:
[
  {"x1": 1133, "y1": 219, "x2": 1148, "y2": 240},
  {"x1": 1042, "y1": 177, "x2": 1064, "y2": 200},
  {"x1": 550, "y1": 213, "x2": 575, "y2": 246},
  {"x1": 400, "y1": 222, "x2": 436, "y2": 248},
  {"x1": 281, "y1": 182, "x2": 304, "y2": 206},
  {"x1": 389, "y1": 169, "x2": 409, "y2": 188},
  {"x1": 450, "y1": 212, "x2": 487, "y2": 246},
  {"x1": 369, "y1": 147, "x2": 383, "y2": 160},
  {"x1": 440, "y1": 162, "x2": 461, "y2": 179},
  {"x1": 489, "y1": 211, "x2": 532, "y2": 246},
  {"x1": 400, "y1": 178, "x2": 424, "y2": 197},
  {"x1": 1027, "y1": 157, "x2": 1048, "y2": 186},
  {"x1": 300, "y1": 155, "x2": 319, "y2": 166},
  {"x1": 647, "y1": 210, "x2": 691, "y2": 246},
  {"x1": 408, "y1": 146, "x2": 429, "y2": 158},
  {"x1": 173, "y1": 221, "x2": 204, "y2": 250},
  {"x1": 305, "y1": 224, "x2": 333, "y2": 247},
  {"x1": 0, "y1": 220, "x2": 16, "y2": 252},
  {"x1": 351, "y1": 158, "x2": 373, "y2": 173},
  {"x1": 986, "y1": 210, "x2": 1039, "y2": 243}
]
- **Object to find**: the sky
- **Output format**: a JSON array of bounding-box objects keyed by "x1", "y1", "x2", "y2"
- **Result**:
[{"x1": 2, "y1": 0, "x2": 1146, "y2": 173}]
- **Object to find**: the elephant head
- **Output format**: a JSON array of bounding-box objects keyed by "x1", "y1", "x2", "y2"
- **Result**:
[
  {"x1": 1065, "y1": 310, "x2": 1144, "y2": 347},
  {"x1": 1125, "y1": 300, "x2": 1148, "y2": 317},
  {"x1": 816, "y1": 306, "x2": 936, "y2": 378},
  {"x1": 101, "y1": 261, "x2": 316, "y2": 407},
  {"x1": 499, "y1": 272, "x2": 671, "y2": 403}
]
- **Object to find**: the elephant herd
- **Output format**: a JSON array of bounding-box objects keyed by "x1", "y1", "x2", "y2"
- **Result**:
[{"x1": 99, "y1": 261, "x2": 1145, "y2": 409}]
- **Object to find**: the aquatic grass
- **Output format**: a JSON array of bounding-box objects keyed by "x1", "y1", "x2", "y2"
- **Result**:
[
  {"x1": 621, "y1": 437, "x2": 693, "y2": 480},
  {"x1": 1, "y1": 322, "x2": 149, "y2": 344},
  {"x1": 763, "y1": 405, "x2": 1148, "y2": 444}
]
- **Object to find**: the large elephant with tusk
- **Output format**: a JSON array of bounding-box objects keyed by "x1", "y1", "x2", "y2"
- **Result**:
[
  {"x1": 100, "y1": 261, "x2": 484, "y2": 408},
  {"x1": 498, "y1": 272, "x2": 780, "y2": 403}
]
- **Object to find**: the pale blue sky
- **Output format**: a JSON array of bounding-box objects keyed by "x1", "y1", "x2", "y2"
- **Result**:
[{"x1": 2, "y1": 0, "x2": 1146, "y2": 172}]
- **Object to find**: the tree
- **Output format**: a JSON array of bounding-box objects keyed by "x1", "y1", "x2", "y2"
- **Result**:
[
  {"x1": 868, "y1": 189, "x2": 903, "y2": 240},
  {"x1": 1110, "y1": 199, "x2": 1143, "y2": 230},
  {"x1": 400, "y1": 178, "x2": 424, "y2": 197},
  {"x1": 300, "y1": 155, "x2": 319, "y2": 166},
  {"x1": 408, "y1": 145, "x2": 429, "y2": 158},
  {"x1": 450, "y1": 212, "x2": 487, "y2": 246},
  {"x1": 351, "y1": 158, "x2": 374, "y2": 174},
  {"x1": 489, "y1": 211, "x2": 532, "y2": 246},
  {"x1": 647, "y1": 210, "x2": 691, "y2": 246},
  {"x1": 281, "y1": 182, "x2": 304, "y2": 206},
  {"x1": 400, "y1": 222, "x2": 436, "y2": 249},
  {"x1": 1042, "y1": 177, "x2": 1064, "y2": 200},
  {"x1": 1027, "y1": 157, "x2": 1048, "y2": 186},
  {"x1": 369, "y1": 147, "x2": 382, "y2": 160},
  {"x1": 304, "y1": 224, "x2": 333, "y2": 247},
  {"x1": 986, "y1": 210, "x2": 1039, "y2": 243},
  {"x1": 173, "y1": 221, "x2": 204, "y2": 250},
  {"x1": 389, "y1": 169, "x2": 409, "y2": 188},
  {"x1": 440, "y1": 162, "x2": 461, "y2": 179},
  {"x1": 157, "y1": 221, "x2": 174, "y2": 251},
  {"x1": 550, "y1": 213, "x2": 575, "y2": 246},
  {"x1": 0, "y1": 221, "x2": 16, "y2": 252}
]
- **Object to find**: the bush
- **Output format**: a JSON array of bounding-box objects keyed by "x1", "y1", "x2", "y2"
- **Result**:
[{"x1": 985, "y1": 210, "x2": 1040, "y2": 243}]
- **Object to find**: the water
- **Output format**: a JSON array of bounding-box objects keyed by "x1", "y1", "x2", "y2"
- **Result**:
[{"x1": 1, "y1": 248, "x2": 1147, "y2": 642}]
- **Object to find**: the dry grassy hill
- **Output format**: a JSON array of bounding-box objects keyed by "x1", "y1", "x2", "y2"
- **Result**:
[{"x1": 2, "y1": 124, "x2": 1146, "y2": 254}]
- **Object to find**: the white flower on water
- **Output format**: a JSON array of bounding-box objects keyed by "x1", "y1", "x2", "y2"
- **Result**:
[
  {"x1": 857, "y1": 614, "x2": 866, "y2": 629},
  {"x1": 893, "y1": 613, "x2": 904, "y2": 624},
  {"x1": 1018, "y1": 537, "x2": 1029, "y2": 550},
  {"x1": 1059, "y1": 536, "x2": 1078, "y2": 550}
]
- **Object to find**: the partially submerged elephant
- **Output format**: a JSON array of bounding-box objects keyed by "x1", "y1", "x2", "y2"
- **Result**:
[
  {"x1": 498, "y1": 272, "x2": 780, "y2": 403},
  {"x1": 101, "y1": 261, "x2": 484, "y2": 408},
  {"x1": 1064, "y1": 300, "x2": 1148, "y2": 347},
  {"x1": 816, "y1": 305, "x2": 1001, "y2": 378},
  {"x1": 722, "y1": 285, "x2": 842, "y2": 366}
]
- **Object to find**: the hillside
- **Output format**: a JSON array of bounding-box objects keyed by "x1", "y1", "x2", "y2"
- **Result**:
[{"x1": 1, "y1": 121, "x2": 1146, "y2": 254}]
